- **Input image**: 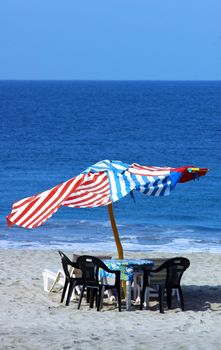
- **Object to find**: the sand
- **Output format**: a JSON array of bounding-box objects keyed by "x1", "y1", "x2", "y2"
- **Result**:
[{"x1": 0, "y1": 249, "x2": 221, "y2": 350}]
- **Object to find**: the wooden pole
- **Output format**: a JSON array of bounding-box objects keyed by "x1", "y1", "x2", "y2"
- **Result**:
[
  {"x1": 108, "y1": 203, "x2": 126, "y2": 298},
  {"x1": 107, "y1": 203, "x2": 124, "y2": 260}
]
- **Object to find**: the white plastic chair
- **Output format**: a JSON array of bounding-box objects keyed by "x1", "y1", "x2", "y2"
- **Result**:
[
  {"x1": 42, "y1": 266, "x2": 81, "y2": 296},
  {"x1": 42, "y1": 269, "x2": 65, "y2": 293}
]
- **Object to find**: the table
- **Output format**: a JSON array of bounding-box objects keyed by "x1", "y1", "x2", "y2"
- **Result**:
[{"x1": 101, "y1": 259, "x2": 154, "y2": 310}]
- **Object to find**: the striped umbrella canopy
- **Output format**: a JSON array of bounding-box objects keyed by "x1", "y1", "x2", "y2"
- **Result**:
[{"x1": 7, "y1": 160, "x2": 208, "y2": 258}]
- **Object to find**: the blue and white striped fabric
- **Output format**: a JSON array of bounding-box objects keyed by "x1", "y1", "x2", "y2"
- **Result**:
[{"x1": 83, "y1": 160, "x2": 182, "y2": 203}]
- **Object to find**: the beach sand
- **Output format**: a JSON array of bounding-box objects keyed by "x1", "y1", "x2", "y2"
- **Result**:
[{"x1": 0, "y1": 249, "x2": 221, "y2": 350}]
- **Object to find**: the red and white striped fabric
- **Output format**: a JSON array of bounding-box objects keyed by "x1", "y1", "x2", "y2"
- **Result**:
[
  {"x1": 128, "y1": 163, "x2": 173, "y2": 176},
  {"x1": 7, "y1": 160, "x2": 208, "y2": 229},
  {"x1": 7, "y1": 171, "x2": 112, "y2": 229}
]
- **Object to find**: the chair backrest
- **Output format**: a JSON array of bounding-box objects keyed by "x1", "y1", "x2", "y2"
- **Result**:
[
  {"x1": 58, "y1": 251, "x2": 79, "y2": 280},
  {"x1": 148, "y1": 258, "x2": 167, "y2": 285},
  {"x1": 154, "y1": 257, "x2": 190, "y2": 288},
  {"x1": 77, "y1": 255, "x2": 107, "y2": 286},
  {"x1": 72, "y1": 254, "x2": 112, "y2": 262}
]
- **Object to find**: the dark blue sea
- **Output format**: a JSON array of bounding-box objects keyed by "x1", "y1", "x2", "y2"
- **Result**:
[{"x1": 0, "y1": 81, "x2": 221, "y2": 252}]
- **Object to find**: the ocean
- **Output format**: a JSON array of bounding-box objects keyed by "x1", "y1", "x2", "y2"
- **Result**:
[{"x1": 0, "y1": 80, "x2": 221, "y2": 252}]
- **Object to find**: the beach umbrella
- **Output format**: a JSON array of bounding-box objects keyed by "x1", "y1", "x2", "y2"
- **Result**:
[{"x1": 7, "y1": 160, "x2": 208, "y2": 259}]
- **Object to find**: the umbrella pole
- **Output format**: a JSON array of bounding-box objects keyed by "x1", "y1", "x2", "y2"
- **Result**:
[
  {"x1": 108, "y1": 203, "x2": 126, "y2": 299},
  {"x1": 108, "y1": 203, "x2": 124, "y2": 259}
]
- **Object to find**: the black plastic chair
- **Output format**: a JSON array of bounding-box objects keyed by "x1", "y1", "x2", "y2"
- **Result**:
[
  {"x1": 140, "y1": 257, "x2": 190, "y2": 313},
  {"x1": 58, "y1": 251, "x2": 84, "y2": 306},
  {"x1": 77, "y1": 255, "x2": 121, "y2": 311}
]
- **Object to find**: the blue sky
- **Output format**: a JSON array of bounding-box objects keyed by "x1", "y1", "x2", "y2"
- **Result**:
[{"x1": 0, "y1": 0, "x2": 221, "y2": 80}]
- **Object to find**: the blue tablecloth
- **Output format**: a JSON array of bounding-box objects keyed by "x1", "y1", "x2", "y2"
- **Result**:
[{"x1": 100, "y1": 259, "x2": 153, "y2": 281}]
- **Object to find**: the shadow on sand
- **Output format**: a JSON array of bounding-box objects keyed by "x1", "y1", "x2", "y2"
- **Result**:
[
  {"x1": 138, "y1": 285, "x2": 221, "y2": 313},
  {"x1": 182, "y1": 285, "x2": 221, "y2": 312}
]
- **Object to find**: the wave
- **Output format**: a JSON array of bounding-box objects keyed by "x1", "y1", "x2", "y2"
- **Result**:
[
  {"x1": 1, "y1": 219, "x2": 221, "y2": 252},
  {"x1": 1, "y1": 237, "x2": 221, "y2": 253}
]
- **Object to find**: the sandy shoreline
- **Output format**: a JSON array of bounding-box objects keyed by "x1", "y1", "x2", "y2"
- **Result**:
[{"x1": 1, "y1": 249, "x2": 221, "y2": 350}]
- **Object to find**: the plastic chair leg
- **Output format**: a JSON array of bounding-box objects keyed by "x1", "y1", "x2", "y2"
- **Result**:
[
  {"x1": 159, "y1": 285, "x2": 164, "y2": 313},
  {"x1": 166, "y1": 287, "x2": 172, "y2": 309},
  {"x1": 66, "y1": 281, "x2": 75, "y2": 306},
  {"x1": 100, "y1": 286, "x2": 105, "y2": 309},
  {"x1": 116, "y1": 286, "x2": 121, "y2": 312},
  {"x1": 135, "y1": 272, "x2": 143, "y2": 301},
  {"x1": 144, "y1": 287, "x2": 150, "y2": 310},
  {"x1": 97, "y1": 286, "x2": 103, "y2": 311},
  {"x1": 74, "y1": 285, "x2": 81, "y2": 295},
  {"x1": 77, "y1": 285, "x2": 85, "y2": 309},
  {"x1": 140, "y1": 287, "x2": 144, "y2": 310},
  {"x1": 126, "y1": 280, "x2": 132, "y2": 311},
  {"x1": 140, "y1": 278, "x2": 148, "y2": 310},
  {"x1": 178, "y1": 287, "x2": 185, "y2": 311},
  {"x1": 61, "y1": 279, "x2": 69, "y2": 303},
  {"x1": 42, "y1": 271, "x2": 49, "y2": 292},
  {"x1": 90, "y1": 289, "x2": 96, "y2": 308},
  {"x1": 86, "y1": 288, "x2": 91, "y2": 303},
  {"x1": 133, "y1": 273, "x2": 138, "y2": 300},
  {"x1": 175, "y1": 288, "x2": 180, "y2": 301}
]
